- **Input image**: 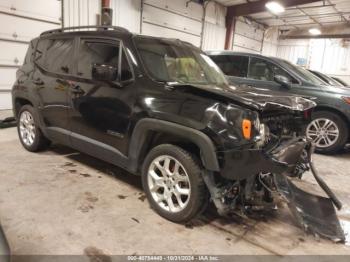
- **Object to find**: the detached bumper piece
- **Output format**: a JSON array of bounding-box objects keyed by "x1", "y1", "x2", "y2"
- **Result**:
[{"x1": 274, "y1": 173, "x2": 345, "y2": 242}]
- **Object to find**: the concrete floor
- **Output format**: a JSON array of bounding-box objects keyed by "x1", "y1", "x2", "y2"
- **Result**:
[{"x1": 0, "y1": 126, "x2": 350, "y2": 256}]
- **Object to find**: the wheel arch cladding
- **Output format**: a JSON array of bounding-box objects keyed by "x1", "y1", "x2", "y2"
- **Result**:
[
  {"x1": 14, "y1": 97, "x2": 33, "y2": 117},
  {"x1": 128, "y1": 118, "x2": 220, "y2": 173}
]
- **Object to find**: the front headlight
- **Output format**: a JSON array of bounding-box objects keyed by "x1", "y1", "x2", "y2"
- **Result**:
[{"x1": 257, "y1": 123, "x2": 270, "y2": 147}]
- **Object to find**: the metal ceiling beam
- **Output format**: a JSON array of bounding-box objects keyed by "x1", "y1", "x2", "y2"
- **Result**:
[
  {"x1": 256, "y1": 12, "x2": 350, "y2": 21},
  {"x1": 279, "y1": 23, "x2": 350, "y2": 39},
  {"x1": 227, "y1": 0, "x2": 321, "y2": 17}
]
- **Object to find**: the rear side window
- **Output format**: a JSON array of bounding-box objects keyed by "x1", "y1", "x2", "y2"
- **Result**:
[
  {"x1": 77, "y1": 39, "x2": 133, "y2": 81},
  {"x1": 35, "y1": 38, "x2": 74, "y2": 74},
  {"x1": 23, "y1": 39, "x2": 38, "y2": 65},
  {"x1": 210, "y1": 55, "x2": 248, "y2": 77}
]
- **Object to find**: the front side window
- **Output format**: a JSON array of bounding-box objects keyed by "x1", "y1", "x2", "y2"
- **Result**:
[
  {"x1": 77, "y1": 39, "x2": 132, "y2": 81},
  {"x1": 248, "y1": 57, "x2": 297, "y2": 83},
  {"x1": 210, "y1": 55, "x2": 248, "y2": 78},
  {"x1": 35, "y1": 38, "x2": 74, "y2": 74},
  {"x1": 135, "y1": 37, "x2": 227, "y2": 86}
]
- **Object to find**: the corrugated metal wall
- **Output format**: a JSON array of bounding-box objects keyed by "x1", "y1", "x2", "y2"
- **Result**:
[
  {"x1": 275, "y1": 38, "x2": 350, "y2": 83},
  {"x1": 0, "y1": 0, "x2": 61, "y2": 110},
  {"x1": 276, "y1": 39, "x2": 310, "y2": 65},
  {"x1": 309, "y1": 39, "x2": 350, "y2": 83}
]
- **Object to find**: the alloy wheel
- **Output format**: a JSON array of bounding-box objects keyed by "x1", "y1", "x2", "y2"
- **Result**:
[
  {"x1": 147, "y1": 155, "x2": 191, "y2": 213},
  {"x1": 19, "y1": 111, "x2": 36, "y2": 146},
  {"x1": 306, "y1": 118, "x2": 340, "y2": 148}
]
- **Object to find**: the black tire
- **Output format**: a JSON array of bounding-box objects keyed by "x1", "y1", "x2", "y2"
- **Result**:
[
  {"x1": 17, "y1": 105, "x2": 50, "y2": 152},
  {"x1": 142, "y1": 144, "x2": 209, "y2": 223},
  {"x1": 306, "y1": 111, "x2": 348, "y2": 154}
]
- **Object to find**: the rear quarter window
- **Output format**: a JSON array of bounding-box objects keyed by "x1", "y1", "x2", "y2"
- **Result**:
[{"x1": 35, "y1": 38, "x2": 74, "y2": 74}]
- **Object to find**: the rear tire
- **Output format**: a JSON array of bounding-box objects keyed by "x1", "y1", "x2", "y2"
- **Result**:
[
  {"x1": 17, "y1": 105, "x2": 50, "y2": 152},
  {"x1": 306, "y1": 111, "x2": 348, "y2": 154},
  {"x1": 142, "y1": 144, "x2": 209, "y2": 223}
]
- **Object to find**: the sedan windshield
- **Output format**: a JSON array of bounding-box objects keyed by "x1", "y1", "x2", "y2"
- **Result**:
[{"x1": 135, "y1": 36, "x2": 228, "y2": 86}]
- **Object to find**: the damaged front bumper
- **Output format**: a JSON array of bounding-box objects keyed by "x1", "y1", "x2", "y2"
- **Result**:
[
  {"x1": 217, "y1": 137, "x2": 345, "y2": 242},
  {"x1": 219, "y1": 137, "x2": 308, "y2": 181}
]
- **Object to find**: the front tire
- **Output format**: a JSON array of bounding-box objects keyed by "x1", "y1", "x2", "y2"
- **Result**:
[
  {"x1": 17, "y1": 105, "x2": 50, "y2": 152},
  {"x1": 306, "y1": 111, "x2": 348, "y2": 154},
  {"x1": 142, "y1": 144, "x2": 209, "y2": 223}
]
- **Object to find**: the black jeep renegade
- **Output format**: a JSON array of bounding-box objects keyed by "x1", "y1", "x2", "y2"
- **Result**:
[{"x1": 12, "y1": 26, "x2": 344, "y2": 241}]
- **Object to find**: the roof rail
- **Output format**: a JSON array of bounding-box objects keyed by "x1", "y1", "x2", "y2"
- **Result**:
[{"x1": 40, "y1": 25, "x2": 129, "y2": 36}]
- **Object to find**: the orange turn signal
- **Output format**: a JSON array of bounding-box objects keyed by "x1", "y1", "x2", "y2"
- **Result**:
[{"x1": 242, "y1": 119, "x2": 252, "y2": 140}]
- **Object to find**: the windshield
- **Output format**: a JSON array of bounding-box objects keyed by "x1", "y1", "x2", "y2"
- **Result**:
[
  {"x1": 135, "y1": 37, "x2": 228, "y2": 86},
  {"x1": 277, "y1": 59, "x2": 325, "y2": 86}
]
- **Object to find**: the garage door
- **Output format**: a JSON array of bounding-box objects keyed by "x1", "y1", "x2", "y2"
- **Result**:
[
  {"x1": 0, "y1": 0, "x2": 61, "y2": 110},
  {"x1": 141, "y1": 0, "x2": 202, "y2": 47},
  {"x1": 232, "y1": 18, "x2": 264, "y2": 54}
]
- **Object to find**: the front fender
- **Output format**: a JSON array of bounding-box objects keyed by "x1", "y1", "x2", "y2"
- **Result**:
[{"x1": 128, "y1": 118, "x2": 220, "y2": 172}]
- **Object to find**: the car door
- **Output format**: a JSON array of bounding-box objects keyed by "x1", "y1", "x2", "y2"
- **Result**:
[
  {"x1": 68, "y1": 36, "x2": 135, "y2": 159},
  {"x1": 33, "y1": 36, "x2": 76, "y2": 144}
]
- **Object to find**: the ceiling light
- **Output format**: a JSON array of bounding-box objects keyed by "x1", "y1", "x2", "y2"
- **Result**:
[
  {"x1": 309, "y1": 28, "x2": 322, "y2": 35},
  {"x1": 265, "y1": 1, "x2": 285, "y2": 14}
]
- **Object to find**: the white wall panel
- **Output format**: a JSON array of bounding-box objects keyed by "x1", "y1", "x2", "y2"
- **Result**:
[
  {"x1": 0, "y1": 0, "x2": 61, "y2": 110},
  {"x1": 202, "y1": 1, "x2": 226, "y2": 50},
  {"x1": 0, "y1": 93, "x2": 12, "y2": 110},
  {"x1": 276, "y1": 39, "x2": 309, "y2": 64},
  {"x1": 275, "y1": 38, "x2": 350, "y2": 83},
  {"x1": 261, "y1": 27, "x2": 279, "y2": 57},
  {"x1": 202, "y1": 22, "x2": 225, "y2": 50},
  {"x1": 232, "y1": 18, "x2": 264, "y2": 53},
  {"x1": 111, "y1": 0, "x2": 141, "y2": 33},
  {"x1": 0, "y1": 14, "x2": 59, "y2": 42},
  {"x1": 142, "y1": 0, "x2": 202, "y2": 46},
  {"x1": 142, "y1": 23, "x2": 200, "y2": 46},
  {"x1": 0, "y1": 0, "x2": 61, "y2": 23},
  {"x1": 63, "y1": 0, "x2": 100, "y2": 27},
  {"x1": 144, "y1": 0, "x2": 202, "y2": 21},
  {"x1": 143, "y1": 4, "x2": 201, "y2": 36}
]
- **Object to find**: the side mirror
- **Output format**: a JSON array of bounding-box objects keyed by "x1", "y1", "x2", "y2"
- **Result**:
[
  {"x1": 274, "y1": 75, "x2": 291, "y2": 88},
  {"x1": 92, "y1": 63, "x2": 118, "y2": 82}
]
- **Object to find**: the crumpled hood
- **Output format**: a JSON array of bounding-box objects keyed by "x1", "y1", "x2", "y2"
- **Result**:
[{"x1": 170, "y1": 82, "x2": 317, "y2": 112}]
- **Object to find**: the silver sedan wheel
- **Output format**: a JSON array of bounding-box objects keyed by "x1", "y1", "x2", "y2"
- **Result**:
[
  {"x1": 147, "y1": 155, "x2": 191, "y2": 213},
  {"x1": 19, "y1": 111, "x2": 36, "y2": 146},
  {"x1": 306, "y1": 118, "x2": 339, "y2": 148}
]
